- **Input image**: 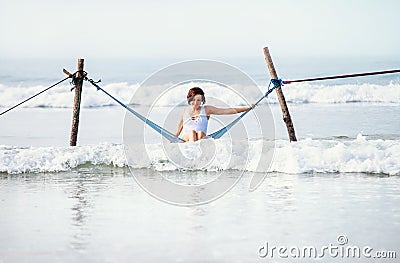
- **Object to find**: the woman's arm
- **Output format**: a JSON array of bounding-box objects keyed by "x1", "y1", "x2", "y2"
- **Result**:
[
  {"x1": 205, "y1": 105, "x2": 251, "y2": 115},
  {"x1": 175, "y1": 113, "x2": 184, "y2": 136}
]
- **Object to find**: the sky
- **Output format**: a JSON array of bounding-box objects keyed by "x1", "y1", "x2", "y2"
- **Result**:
[{"x1": 1, "y1": 0, "x2": 400, "y2": 60}]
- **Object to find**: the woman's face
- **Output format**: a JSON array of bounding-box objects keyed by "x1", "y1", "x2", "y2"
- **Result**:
[{"x1": 190, "y1": 94, "x2": 203, "y2": 109}]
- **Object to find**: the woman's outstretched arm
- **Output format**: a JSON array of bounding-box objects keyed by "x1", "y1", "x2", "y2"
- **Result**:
[{"x1": 205, "y1": 105, "x2": 251, "y2": 115}]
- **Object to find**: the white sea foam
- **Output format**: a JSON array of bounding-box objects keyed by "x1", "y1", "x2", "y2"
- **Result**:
[
  {"x1": 0, "y1": 82, "x2": 399, "y2": 109},
  {"x1": 1, "y1": 135, "x2": 399, "y2": 175},
  {"x1": 270, "y1": 134, "x2": 400, "y2": 175},
  {"x1": 0, "y1": 143, "x2": 126, "y2": 174}
]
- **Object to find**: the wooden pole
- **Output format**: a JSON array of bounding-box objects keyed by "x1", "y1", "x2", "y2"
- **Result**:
[
  {"x1": 70, "y1": 58, "x2": 85, "y2": 146},
  {"x1": 263, "y1": 47, "x2": 297, "y2": 142}
]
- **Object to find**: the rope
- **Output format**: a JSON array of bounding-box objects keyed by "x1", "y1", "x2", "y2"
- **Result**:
[
  {"x1": 282, "y1": 69, "x2": 400, "y2": 84},
  {"x1": 0, "y1": 75, "x2": 73, "y2": 116}
]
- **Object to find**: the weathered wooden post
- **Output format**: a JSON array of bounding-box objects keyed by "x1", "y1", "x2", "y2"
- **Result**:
[
  {"x1": 263, "y1": 47, "x2": 297, "y2": 142},
  {"x1": 69, "y1": 58, "x2": 85, "y2": 146}
]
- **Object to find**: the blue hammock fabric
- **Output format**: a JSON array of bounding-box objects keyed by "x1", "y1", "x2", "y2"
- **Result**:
[
  {"x1": 87, "y1": 78, "x2": 278, "y2": 143},
  {"x1": 88, "y1": 80, "x2": 184, "y2": 143},
  {"x1": 207, "y1": 95, "x2": 265, "y2": 139},
  {"x1": 207, "y1": 80, "x2": 277, "y2": 139}
]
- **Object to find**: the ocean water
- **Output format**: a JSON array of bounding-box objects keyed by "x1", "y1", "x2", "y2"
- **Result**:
[{"x1": 0, "y1": 57, "x2": 399, "y2": 262}]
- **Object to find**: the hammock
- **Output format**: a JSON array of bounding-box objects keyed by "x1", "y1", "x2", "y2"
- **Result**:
[{"x1": 86, "y1": 78, "x2": 278, "y2": 142}]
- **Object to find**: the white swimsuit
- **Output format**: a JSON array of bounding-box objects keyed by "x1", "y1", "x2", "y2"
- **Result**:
[{"x1": 181, "y1": 105, "x2": 209, "y2": 136}]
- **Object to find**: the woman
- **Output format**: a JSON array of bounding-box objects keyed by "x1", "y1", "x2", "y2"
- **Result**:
[{"x1": 175, "y1": 87, "x2": 251, "y2": 142}]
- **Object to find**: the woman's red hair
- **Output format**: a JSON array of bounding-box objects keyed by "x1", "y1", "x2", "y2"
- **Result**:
[{"x1": 187, "y1": 87, "x2": 205, "y2": 104}]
